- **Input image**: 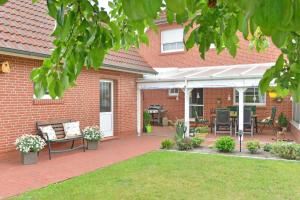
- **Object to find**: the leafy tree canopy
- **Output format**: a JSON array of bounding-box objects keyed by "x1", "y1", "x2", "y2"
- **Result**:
[{"x1": 1, "y1": 0, "x2": 300, "y2": 101}]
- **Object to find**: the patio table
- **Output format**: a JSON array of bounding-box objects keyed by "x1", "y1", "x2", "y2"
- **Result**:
[{"x1": 211, "y1": 114, "x2": 258, "y2": 133}]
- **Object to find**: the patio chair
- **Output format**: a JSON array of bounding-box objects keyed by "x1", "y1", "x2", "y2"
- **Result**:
[
  {"x1": 257, "y1": 106, "x2": 277, "y2": 134},
  {"x1": 235, "y1": 108, "x2": 254, "y2": 137},
  {"x1": 214, "y1": 108, "x2": 232, "y2": 136}
]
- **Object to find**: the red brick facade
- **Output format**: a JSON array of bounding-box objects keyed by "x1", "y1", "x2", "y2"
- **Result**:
[{"x1": 0, "y1": 54, "x2": 140, "y2": 153}]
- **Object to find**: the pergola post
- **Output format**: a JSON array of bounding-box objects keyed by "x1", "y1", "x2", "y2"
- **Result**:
[
  {"x1": 137, "y1": 88, "x2": 142, "y2": 136},
  {"x1": 184, "y1": 84, "x2": 192, "y2": 137},
  {"x1": 237, "y1": 88, "x2": 247, "y2": 133}
]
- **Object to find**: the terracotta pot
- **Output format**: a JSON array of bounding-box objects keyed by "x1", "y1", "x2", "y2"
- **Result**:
[
  {"x1": 21, "y1": 152, "x2": 38, "y2": 165},
  {"x1": 87, "y1": 140, "x2": 99, "y2": 150}
]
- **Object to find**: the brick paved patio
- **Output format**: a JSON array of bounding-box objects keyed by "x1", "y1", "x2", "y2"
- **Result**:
[{"x1": 0, "y1": 132, "x2": 168, "y2": 199}]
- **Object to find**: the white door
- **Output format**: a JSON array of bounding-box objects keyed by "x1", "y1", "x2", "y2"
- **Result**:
[{"x1": 100, "y1": 80, "x2": 113, "y2": 137}]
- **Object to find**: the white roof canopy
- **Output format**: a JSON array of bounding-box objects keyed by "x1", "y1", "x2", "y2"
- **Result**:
[{"x1": 137, "y1": 63, "x2": 274, "y2": 89}]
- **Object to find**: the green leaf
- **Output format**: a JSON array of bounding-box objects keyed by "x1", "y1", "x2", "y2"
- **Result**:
[
  {"x1": 259, "y1": 67, "x2": 275, "y2": 93},
  {"x1": 290, "y1": 63, "x2": 300, "y2": 73},
  {"x1": 253, "y1": 0, "x2": 293, "y2": 35},
  {"x1": 185, "y1": 31, "x2": 195, "y2": 49},
  {"x1": 0, "y1": 0, "x2": 8, "y2": 6},
  {"x1": 165, "y1": 0, "x2": 186, "y2": 14},
  {"x1": 89, "y1": 47, "x2": 105, "y2": 68},
  {"x1": 271, "y1": 31, "x2": 288, "y2": 48},
  {"x1": 47, "y1": 0, "x2": 58, "y2": 18},
  {"x1": 166, "y1": 10, "x2": 174, "y2": 24}
]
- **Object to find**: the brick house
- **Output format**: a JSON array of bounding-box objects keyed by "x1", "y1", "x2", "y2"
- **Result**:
[
  {"x1": 1, "y1": 1, "x2": 300, "y2": 155},
  {"x1": 0, "y1": 1, "x2": 155, "y2": 153},
  {"x1": 138, "y1": 18, "x2": 300, "y2": 141}
]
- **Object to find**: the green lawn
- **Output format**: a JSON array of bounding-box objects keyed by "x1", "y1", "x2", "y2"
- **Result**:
[{"x1": 12, "y1": 151, "x2": 300, "y2": 200}]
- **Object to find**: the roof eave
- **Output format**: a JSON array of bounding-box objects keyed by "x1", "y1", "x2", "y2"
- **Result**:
[{"x1": 0, "y1": 48, "x2": 156, "y2": 75}]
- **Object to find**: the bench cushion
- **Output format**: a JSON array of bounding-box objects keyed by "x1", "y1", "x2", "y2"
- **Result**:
[
  {"x1": 39, "y1": 125, "x2": 57, "y2": 140},
  {"x1": 63, "y1": 121, "x2": 81, "y2": 137}
]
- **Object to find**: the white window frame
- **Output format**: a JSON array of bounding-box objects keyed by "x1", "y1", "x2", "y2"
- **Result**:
[
  {"x1": 233, "y1": 87, "x2": 266, "y2": 106},
  {"x1": 161, "y1": 28, "x2": 184, "y2": 53},
  {"x1": 189, "y1": 88, "x2": 205, "y2": 120},
  {"x1": 168, "y1": 88, "x2": 179, "y2": 96},
  {"x1": 292, "y1": 101, "x2": 300, "y2": 130}
]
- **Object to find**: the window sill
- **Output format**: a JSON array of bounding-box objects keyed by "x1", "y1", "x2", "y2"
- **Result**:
[
  {"x1": 160, "y1": 50, "x2": 185, "y2": 56},
  {"x1": 233, "y1": 103, "x2": 266, "y2": 107},
  {"x1": 291, "y1": 120, "x2": 300, "y2": 131},
  {"x1": 33, "y1": 99, "x2": 64, "y2": 105}
]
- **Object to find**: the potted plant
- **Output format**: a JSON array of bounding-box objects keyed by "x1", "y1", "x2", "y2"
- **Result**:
[
  {"x1": 278, "y1": 112, "x2": 288, "y2": 132},
  {"x1": 195, "y1": 126, "x2": 209, "y2": 138},
  {"x1": 143, "y1": 111, "x2": 152, "y2": 133},
  {"x1": 15, "y1": 134, "x2": 46, "y2": 165},
  {"x1": 83, "y1": 126, "x2": 102, "y2": 150}
]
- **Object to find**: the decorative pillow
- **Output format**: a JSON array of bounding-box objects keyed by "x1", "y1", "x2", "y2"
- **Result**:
[
  {"x1": 39, "y1": 126, "x2": 57, "y2": 140},
  {"x1": 262, "y1": 117, "x2": 271, "y2": 123},
  {"x1": 63, "y1": 121, "x2": 81, "y2": 138}
]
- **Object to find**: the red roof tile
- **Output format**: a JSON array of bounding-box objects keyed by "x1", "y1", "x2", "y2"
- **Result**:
[{"x1": 0, "y1": 0, "x2": 155, "y2": 74}]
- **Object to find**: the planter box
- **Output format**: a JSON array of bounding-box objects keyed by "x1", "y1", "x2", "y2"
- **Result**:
[
  {"x1": 21, "y1": 152, "x2": 38, "y2": 165},
  {"x1": 87, "y1": 141, "x2": 99, "y2": 150}
]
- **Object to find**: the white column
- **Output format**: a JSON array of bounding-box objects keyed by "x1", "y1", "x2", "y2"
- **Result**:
[
  {"x1": 184, "y1": 84, "x2": 192, "y2": 137},
  {"x1": 137, "y1": 88, "x2": 142, "y2": 136},
  {"x1": 237, "y1": 88, "x2": 247, "y2": 132}
]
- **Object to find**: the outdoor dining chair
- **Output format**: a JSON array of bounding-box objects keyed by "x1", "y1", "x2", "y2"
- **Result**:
[
  {"x1": 235, "y1": 108, "x2": 254, "y2": 137},
  {"x1": 214, "y1": 108, "x2": 232, "y2": 136},
  {"x1": 257, "y1": 106, "x2": 277, "y2": 134}
]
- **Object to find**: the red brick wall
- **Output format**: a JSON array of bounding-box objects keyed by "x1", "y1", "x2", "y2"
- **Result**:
[
  {"x1": 139, "y1": 23, "x2": 281, "y2": 68},
  {"x1": 0, "y1": 54, "x2": 140, "y2": 153},
  {"x1": 142, "y1": 88, "x2": 292, "y2": 124}
]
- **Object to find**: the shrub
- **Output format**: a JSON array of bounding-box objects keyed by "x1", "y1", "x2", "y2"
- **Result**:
[
  {"x1": 263, "y1": 143, "x2": 272, "y2": 152},
  {"x1": 195, "y1": 126, "x2": 209, "y2": 134},
  {"x1": 15, "y1": 134, "x2": 46, "y2": 153},
  {"x1": 83, "y1": 126, "x2": 103, "y2": 141},
  {"x1": 271, "y1": 142, "x2": 300, "y2": 160},
  {"x1": 278, "y1": 112, "x2": 288, "y2": 128},
  {"x1": 191, "y1": 137, "x2": 204, "y2": 148},
  {"x1": 161, "y1": 139, "x2": 174, "y2": 149},
  {"x1": 176, "y1": 138, "x2": 193, "y2": 151},
  {"x1": 246, "y1": 140, "x2": 261, "y2": 154},
  {"x1": 215, "y1": 136, "x2": 235, "y2": 152}
]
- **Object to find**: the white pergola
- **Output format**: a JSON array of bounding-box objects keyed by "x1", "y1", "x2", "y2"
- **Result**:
[{"x1": 136, "y1": 63, "x2": 274, "y2": 137}]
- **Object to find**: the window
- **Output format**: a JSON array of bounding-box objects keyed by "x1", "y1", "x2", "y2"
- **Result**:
[
  {"x1": 100, "y1": 81, "x2": 112, "y2": 112},
  {"x1": 168, "y1": 88, "x2": 179, "y2": 96},
  {"x1": 292, "y1": 101, "x2": 300, "y2": 129},
  {"x1": 33, "y1": 85, "x2": 52, "y2": 100},
  {"x1": 161, "y1": 28, "x2": 184, "y2": 53},
  {"x1": 234, "y1": 87, "x2": 266, "y2": 106},
  {"x1": 189, "y1": 88, "x2": 204, "y2": 118}
]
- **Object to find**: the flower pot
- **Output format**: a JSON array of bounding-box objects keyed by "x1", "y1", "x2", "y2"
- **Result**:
[
  {"x1": 21, "y1": 152, "x2": 38, "y2": 165},
  {"x1": 87, "y1": 140, "x2": 99, "y2": 150},
  {"x1": 145, "y1": 125, "x2": 152, "y2": 133},
  {"x1": 282, "y1": 127, "x2": 287, "y2": 132}
]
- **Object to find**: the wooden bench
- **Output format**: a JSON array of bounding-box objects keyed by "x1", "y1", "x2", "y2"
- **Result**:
[{"x1": 36, "y1": 119, "x2": 85, "y2": 160}]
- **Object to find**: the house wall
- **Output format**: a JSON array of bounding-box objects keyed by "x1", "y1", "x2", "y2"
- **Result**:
[
  {"x1": 139, "y1": 23, "x2": 281, "y2": 68},
  {"x1": 0, "y1": 54, "x2": 140, "y2": 153},
  {"x1": 290, "y1": 124, "x2": 300, "y2": 143},
  {"x1": 143, "y1": 88, "x2": 292, "y2": 125}
]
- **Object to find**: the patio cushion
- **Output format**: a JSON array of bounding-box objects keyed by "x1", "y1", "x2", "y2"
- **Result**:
[
  {"x1": 259, "y1": 117, "x2": 271, "y2": 124},
  {"x1": 39, "y1": 125, "x2": 57, "y2": 140},
  {"x1": 63, "y1": 121, "x2": 81, "y2": 138}
]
